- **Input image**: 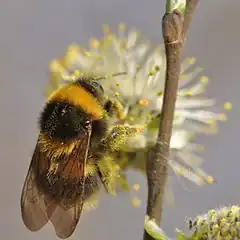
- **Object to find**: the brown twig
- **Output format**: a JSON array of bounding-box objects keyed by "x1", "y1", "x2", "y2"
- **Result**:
[
  {"x1": 182, "y1": 0, "x2": 199, "y2": 40},
  {"x1": 143, "y1": 1, "x2": 199, "y2": 239}
]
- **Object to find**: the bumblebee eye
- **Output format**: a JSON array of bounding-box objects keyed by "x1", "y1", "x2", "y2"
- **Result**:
[
  {"x1": 91, "y1": 81, "x2": 100, "y2": 87},
  {"x1": 85, "y1": 120, "x2": 91, "y2": 128}
]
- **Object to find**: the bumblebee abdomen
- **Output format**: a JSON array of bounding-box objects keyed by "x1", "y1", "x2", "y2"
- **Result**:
[{"x1": 39, "y1": 100, "x2": 90, "y2": 141}]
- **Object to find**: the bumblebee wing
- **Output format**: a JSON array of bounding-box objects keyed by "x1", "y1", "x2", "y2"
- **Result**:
[
  {"x1": 49, "y1": 124, "x2": 92, "y2": 239},
  {"x1": 21, "y1": 124, "x2": 92, "y2": 238},
  {"x1": 21, "y1": 126, "x2": 92, "y2": 238},
  {"x1": 20, "y1": 143, "x2": 55, "y2": 231},
  {"x1": 49, "y1": 199, "x2": 83, "y2": 239}
]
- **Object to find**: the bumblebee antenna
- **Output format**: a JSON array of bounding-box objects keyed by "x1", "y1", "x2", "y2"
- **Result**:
[
  {"x1": 61, "y1": 71, "x2": 127, "y2": 83},
  {"x1": 95, "y1": 71, "x2": 127, "y2": 81}
]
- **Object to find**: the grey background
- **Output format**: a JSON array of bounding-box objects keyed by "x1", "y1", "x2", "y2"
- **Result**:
[{"x1": 0, "y1": 0, "x2": 238, "y2": 239}]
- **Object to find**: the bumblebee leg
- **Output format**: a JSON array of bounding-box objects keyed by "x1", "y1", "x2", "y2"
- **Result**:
[
  {"x1": 101, "y1": 125, "x2": 142, "y2": 153},
  {"x1": 97, "y1": 155, "x2": 130, "y2": 195},
  {"x1": 96, "y1": 102, "x2": 144, "y2": 195},
  {"x1": 96, "y1": 125, "x2": 141, "y2": 195}
]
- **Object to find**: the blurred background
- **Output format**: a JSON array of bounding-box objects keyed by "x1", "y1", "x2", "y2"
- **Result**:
[{"x1": 0, "y1": 0, "x2": 239, "y2": 239}]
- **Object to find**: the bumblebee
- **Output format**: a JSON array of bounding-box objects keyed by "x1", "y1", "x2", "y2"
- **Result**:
[{"x1": 21, "y1": 75, "x2": 138, "y2": 239}]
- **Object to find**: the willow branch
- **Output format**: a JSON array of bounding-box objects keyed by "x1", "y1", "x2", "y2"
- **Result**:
[
  {"x1": 182, "y1": 0, "x2": 199, "y2": 40},
  {"x1": 143, "y1": 1, "x2": 199, "y2": 239},
  {"x1": 145, "y1": 8, "x2": 183, "y2": 227}
]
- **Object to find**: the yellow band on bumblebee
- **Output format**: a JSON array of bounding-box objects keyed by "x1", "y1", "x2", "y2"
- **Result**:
[{"x1": 47, "y1": 84, "x2": 104, "y2": 120}]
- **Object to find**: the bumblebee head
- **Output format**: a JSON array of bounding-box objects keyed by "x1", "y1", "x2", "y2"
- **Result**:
[
  {"x1": 76, "y1": 79, "x2": 106, "y2": 105},
  {"x1": 75, "y1": 72, "x2": 127, "y2": 103}
]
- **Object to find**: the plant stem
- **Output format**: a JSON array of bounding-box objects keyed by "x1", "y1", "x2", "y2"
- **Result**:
[
  {"x1": 182, "y1": 0, "x2": 199, "y2": 40},
  {"x1": 145, "y1": 9, "x2": 182, "y2": 230},
  {"x1": 166, "y1": 0, "x2": 173, "y2": 13},
  {"x1": 143, "y1": 1, "x2": 199, "y2": 239}
]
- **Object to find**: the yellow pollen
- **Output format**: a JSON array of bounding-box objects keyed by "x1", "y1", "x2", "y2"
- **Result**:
[
  {"x1": 72, "y1": 70, "x2": 81, "y2": 78},
  {"x1": 84, "y1": 51, "x2": 92, "y2": 57},
  {"x1": 208, "y1": 119, "x2": 216, "y2": 125},
  {"x1": 157, "y1": 91, "x2": 163, "y2": 96},
  {"x1": 184, "y1": 91, "x2": 192, "y2": 97},
  {"x1": 200, "y1": 76, "x2": 209, "y2": 84},
  {"x1": 102, "y1": 24, "x2": 111, "y2": 34},
  {"x1": 90, "y1": 39, "x2": 100, "y2": 49},
  {"x1": 129, "y1": 116, "x2": 135, "y2": 122},
  {"x1": 135, "y1": 127, "x2": 143, "y2": 133},
  {"x1": 219, "y1": 113, "x2": 228, "y2": 121},
  {"x1": 66, "y1": 44, "x2": 81, "y2": 56},
  {"x1": 207, "y1": 176, "x2": 214, "y2": 184},
  {"x1": 176, "y1": 169, "x2": 183, "y2": 176},
  {"x1": 85, "y1": 163, "x2": 97, "y2": 176},
  {"x1": 49, "y1": 59, "x2": 64, "y2": 73},
  {"x1": 116, "y1": 82, "x2": 120, "y2": 87},
  {"x1": 113, "y1": 164, "x2": 120, "y2": 171},
  {"x1": 186, "y1": 57, "x2": 196, "y2": 65},
  {"x1": 136, "y1": 65, "x2": 141, "y2": 71},
  {"x1": 139, "y1": 99, "x2": 149, "y2": 106},
  {"x1": 119, "y1": 23, "x2": 125, "y2": 31},
  {"x1": 64, "y1": 44, "x2": 81, "y2": 66},
  {"x1": 224, "y1": 102, "x2": 232, "y2": 110},
  {"x1": 133, "y1": 184, "x2": 140, "y2": 191},
  {"x1": 114, "y1": 92, "x2": 120, "y2": 97},
  {"x1": 106, "y1": 35, "x2": 114, "y2": 42},
  {"x1": 148, "y1": 71, "x2": 154, "y2": 76},
  {"x1": 67, "y1": 43, "x2": 80, "y2": 50},
  {"x1": 179, "y1": 74, "x2": 187, "y2": 80},
  {"x1": 132, "y1": 197, "x2": 141, "y2": 208},
  {"x1": 154, "y1": 65, "x2": 160, "y2": 71}
]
